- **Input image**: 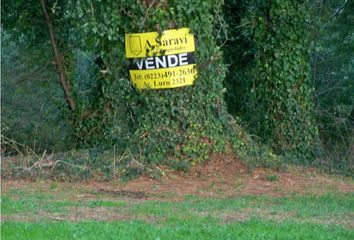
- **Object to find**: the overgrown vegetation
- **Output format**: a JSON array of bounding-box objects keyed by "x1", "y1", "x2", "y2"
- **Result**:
[
  {"x1": 68, "y1": 0, "x2": 233, "y2": 173},
  {"x1": 222, "y1": 0, "x2": 353, "y2": 174},
  {"x1": 1, "y1": 0, "x2": 353, "y2": 177},
  {"x1": 225, "y1": 0, "x2": 319, "y2": 159}
]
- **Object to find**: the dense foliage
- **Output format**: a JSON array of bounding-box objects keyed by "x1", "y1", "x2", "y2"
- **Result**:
[
  {"x1": 1, "y1": 0, "x2": 352, "y2": 176},
  {"x1": 224, "y1": 0, "x2": 319, "y2": 160},
  {"x1": 309, "y1": 0, "x2": 354, "y2": 173}
]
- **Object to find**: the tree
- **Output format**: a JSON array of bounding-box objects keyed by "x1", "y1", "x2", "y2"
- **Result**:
[
  {"x1": 224, "y1": 0, "x2": 319, "y2": 159},
  {"x1": 2, "y1": 0, "x2": 77, "y2": 111},
  {"x1": 63, "y1": 0, "x2": 238, "y2": 173},
  {"x1": 4, "y1": 0, "x2": 257, "y2": 176}
]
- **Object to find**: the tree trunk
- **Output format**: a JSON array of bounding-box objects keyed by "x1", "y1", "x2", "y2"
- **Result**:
[{"x1": 39, "y1": 0, "x2": 76, "y2": 111}]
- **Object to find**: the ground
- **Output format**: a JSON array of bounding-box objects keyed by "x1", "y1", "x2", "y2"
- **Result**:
[{"x1": 1, "y1": 154, "x2": 354, "y2": 239}]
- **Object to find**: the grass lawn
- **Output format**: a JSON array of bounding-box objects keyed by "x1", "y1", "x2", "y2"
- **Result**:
[
  {"x1": 2, "y1": 161, "x2": 353, "y2": 239},
  {"x1": 1, "y1": 188, "x2": 354, "y2": 239}
]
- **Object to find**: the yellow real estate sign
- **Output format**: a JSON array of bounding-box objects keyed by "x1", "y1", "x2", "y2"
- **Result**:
[{"x1": 125, "y1": 28, "x2": 197, "y2": 89}]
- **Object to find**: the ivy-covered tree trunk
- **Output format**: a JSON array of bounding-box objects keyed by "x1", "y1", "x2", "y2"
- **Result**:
[
  {"x1": 67, "y1": 0, "x2": 230, "y2": 173},
  {"x1": 242, "y1": 0, "x2": 319, "y2": 158}
]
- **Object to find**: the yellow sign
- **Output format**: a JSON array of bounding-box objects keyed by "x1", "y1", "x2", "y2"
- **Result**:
[
  {"x1": 125, "y1": 28, "x2": 195, "y2": 58},
  {"x1": 125, "y1": 28, "x2": 197, "y2": 89}
]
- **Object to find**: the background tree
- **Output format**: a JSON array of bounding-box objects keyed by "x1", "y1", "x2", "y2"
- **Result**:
[
  {"x1": 309, "y1": 0, "x2": 354, "y2": 173},
  {"x1": 2, "y1": 0, "x2": 77, "y2": 111},
  {"x1": 1, "y1": 31, "x2": 70, "y2": 153}
]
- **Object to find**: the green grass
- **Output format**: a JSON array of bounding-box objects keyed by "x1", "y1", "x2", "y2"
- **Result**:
[
  {"x1": 1, "y1": 190, "x2": 128, "y2": 215},
  {"x1": 269, "y1": 193, "x2": 354, "y2": 217},
  {"x1": 2, "y1": 219, "x2": 353, "y2": 240},
  {"x1": 2, "y1": 189, "x2": 354, "y2": 239},
  {"x1": 128, "y1": 193, "x2": 353, "y2": 219},
  {"x1": 180, "y1": 193, "x2": 354, "y2": 217},
  {"x1": 265, "y1": 174, "x2": 279, "y2": 182},
  {"x1": 1, "y1": 195, "x2": 81, "y2": 215}
]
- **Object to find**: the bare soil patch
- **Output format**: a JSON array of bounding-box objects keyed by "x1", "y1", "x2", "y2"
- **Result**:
[
  {"x1": 2, "y1": 153, "x2": 353, "y2": 201},
  {"x1": 1, "y1": 207, "x2": 160, "y2": 222}
]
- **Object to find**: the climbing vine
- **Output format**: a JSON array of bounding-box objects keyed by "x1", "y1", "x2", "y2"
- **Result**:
[
  {"x1": 224, "y1": 0, "x2": 319, "y2": 160},
  {"x1": 63, "y1": 0, "x2": 242, "y2": 175}
]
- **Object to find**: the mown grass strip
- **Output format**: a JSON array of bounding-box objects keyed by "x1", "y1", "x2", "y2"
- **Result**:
[
  {"x1": 2, "y1": 219, "x2": 353, "y2": 240},
  {"x1": 2, "y1": 192, "x2": 353, "y2": 220},
  {"x1": 128, "y1": 193, "x2": 354, "y2": 219}
]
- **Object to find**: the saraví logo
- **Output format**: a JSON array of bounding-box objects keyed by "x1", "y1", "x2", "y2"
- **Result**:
[{"x1": 129, "y1": 35, "x2": 142, "y2": 56}]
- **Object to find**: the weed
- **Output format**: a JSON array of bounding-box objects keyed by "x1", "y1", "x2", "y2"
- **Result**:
[{"x1": 265, "y1": 175, "x2": 279, "y2": 182}]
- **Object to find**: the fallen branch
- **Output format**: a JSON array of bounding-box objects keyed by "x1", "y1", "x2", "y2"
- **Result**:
[{"x1": 50, "y1": 160, "x2": 86, "y2": 172}]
